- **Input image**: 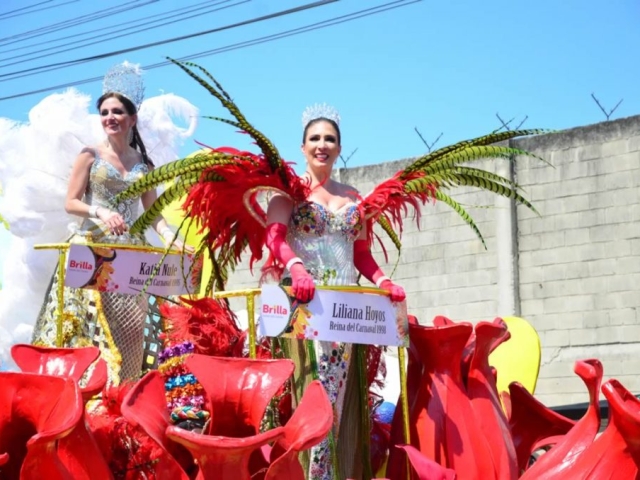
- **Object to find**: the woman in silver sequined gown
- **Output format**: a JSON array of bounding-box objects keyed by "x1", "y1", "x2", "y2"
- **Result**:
[
  {"x1": 266, "y1": 116, "x2": 406, "y2": 480},
  {"x1": 32, "y1": 92, "x2": 185, "y2": 384}
]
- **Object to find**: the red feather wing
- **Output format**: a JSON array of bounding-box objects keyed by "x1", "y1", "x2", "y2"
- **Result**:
[
  {"x1": 182, "y1": 147, "x2": 309, "y2": 273},
  {"x1": 360, "y1": 170, "x2": 436, "y2": 248}
]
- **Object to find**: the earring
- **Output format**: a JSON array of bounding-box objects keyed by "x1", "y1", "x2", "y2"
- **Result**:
[{"x1": 127, "y1": 128, "x2": 134, "y2": 144}]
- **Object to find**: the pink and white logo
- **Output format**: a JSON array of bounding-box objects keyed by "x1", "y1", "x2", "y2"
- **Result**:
[
  {"x1": 65, "y1": 245, "x2": 96, "y2": 287},
  {"x1": 260, "y1": 285, "x2": 292, "y2": 336}
]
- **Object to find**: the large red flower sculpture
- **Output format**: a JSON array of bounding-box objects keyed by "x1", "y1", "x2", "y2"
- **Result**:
[
  {"x1": 120, "y1": 370, "x2": 195, "y2": 479},
  {"x1": 384, "y1": 317, "x2": 640, "y2": 480},
  {"x1": 10, "y1": 344, "x2": 111, "y2": 479},
  {"x1": 4, "y1": 315, "x2": 640, "y2": 480},
  {"x1": 0, "y1": 372, "x2": 83, "y2": 479},
  {"x1": 11, "y1": 344, "x2": 108, "y2": 402},
  {"x1": 165, "y1": 355, "x2": 294, "y2": 480},
  {"x1": 261, "y1": 379, "x2": 333, "y2": 480}
]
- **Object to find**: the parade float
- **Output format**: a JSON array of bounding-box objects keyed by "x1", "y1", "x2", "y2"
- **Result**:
[{"x1": 1, "y1": 59, "x2": 639, "y2": 479}]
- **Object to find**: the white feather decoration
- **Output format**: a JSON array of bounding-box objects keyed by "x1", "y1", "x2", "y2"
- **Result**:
[{"x1": 0, "y1": 88, "x2": 198, "y2": 369}]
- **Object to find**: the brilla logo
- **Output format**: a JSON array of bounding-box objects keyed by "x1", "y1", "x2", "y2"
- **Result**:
[
  {"x1": 259, "y1": 285, "x2": 293, "y2": 337},
  {"x1": 68, "y1": 260, "x2": 93, "y2": 270},
  {"x1": 262, "y1": 304, "x2": 288, "y2": 316}
]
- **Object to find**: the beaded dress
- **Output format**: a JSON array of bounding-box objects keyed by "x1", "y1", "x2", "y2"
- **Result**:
[
  {"x1": 285, "y1": 200, "x2": 363, "y2": 480},
  {"x1": 32, "y1": 152, "x2": 151, "y2": 384}
]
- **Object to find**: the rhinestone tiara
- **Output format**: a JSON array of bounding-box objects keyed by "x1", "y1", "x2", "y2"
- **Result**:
[
  {"x1": 301, "y1": 103, "x2": 340, "y2": 129},
  {"x1": 102, "y1": 61, "x2": 145, "y2": 110}
]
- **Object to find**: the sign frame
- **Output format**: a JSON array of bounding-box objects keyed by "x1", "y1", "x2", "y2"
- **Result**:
[
  {"x1": 64, "y1": 243, "x2": 200, "y2": 296},
  {"x1": 259, "y1": 284, "x2": 409, "y2": 347}
]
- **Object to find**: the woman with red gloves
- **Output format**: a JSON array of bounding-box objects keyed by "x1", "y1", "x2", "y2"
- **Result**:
[{"x1": 265, "y1": 104, "x2": 405, "y2": 480}]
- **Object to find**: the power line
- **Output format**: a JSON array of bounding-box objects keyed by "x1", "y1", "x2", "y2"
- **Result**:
[
  {"x1": 182, "y1": 0, "x2": 421, "y2": 62},
  {"x1": 0, "y1": 1, "x2": 80, "y2": 21},
  {"x1": 0, "y1": 0, "x2": 74, "y2": 20},
  {"x1": 0, "y1": 0, "x2": 157, "y2": 46},
  {"x1": 0, "y1": 0, "x2": 247, "y2": 67},
  {"x1": 0, "y1": 0, "x2": 54, "y2": 17},
  {"x1": 0, "y1": 0, "x2": 337, "y2": 81},
  {"x1": 0, "y1": 0, "x2": 227, "y2": 55},
  {"x1": 0, "y1": 0, "x2": 420, "y2": 102}
]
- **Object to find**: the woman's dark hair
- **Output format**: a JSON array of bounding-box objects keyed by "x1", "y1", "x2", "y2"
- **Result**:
[
  {"x1": 302, "y1": 117, "x2": 341, "y2": 145},
  {"x1": 97, "y1": 92, "x2": 153, "y2": 167}
]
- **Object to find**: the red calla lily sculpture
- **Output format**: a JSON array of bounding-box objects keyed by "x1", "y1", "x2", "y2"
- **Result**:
[
  {"x1": 165, "y1": 355, "x2": 293, "y2": 479},
  {"x1": 121, "y1": 370, "x2": 196, "y2": 479},
  {"x1": 10, "y1": 344, "x2": 112, "y2": 479},
  {"x1": 0, "y1": 372, "x2": 82, "y2": 479},
  {"x1": 3, "y1": 316, "x2": 640, "y2": 480}
]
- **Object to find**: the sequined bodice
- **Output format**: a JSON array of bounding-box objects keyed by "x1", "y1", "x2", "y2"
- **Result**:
[
  {"x1": 287, "y1": 201, "x2": 363, "y2": 285},
  {"x1": 77, "y1": 154, "x2": 148, "y2": 242}
]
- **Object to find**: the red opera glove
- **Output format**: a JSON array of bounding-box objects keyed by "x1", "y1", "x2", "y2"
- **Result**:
[
  {"x1": 265, "y1": 223, "x2": 298, "y2": 266},
  {"x1": 265, "y1": 222, "x2": 315, "y2": 303},
  {"x1": 378, "y1": 279, "x2": 406, "y2": 303},
  {"x1": 290, "y1": 263, "x2": 315, "y2": 303},
  {"x1": 353, "y1": 239, "x2": 406, "y2": 302}
]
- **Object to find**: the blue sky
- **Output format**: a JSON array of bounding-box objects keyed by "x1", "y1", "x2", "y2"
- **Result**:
[{"x1": 1, "y1": 0, "x2": 639, "y2": 279}]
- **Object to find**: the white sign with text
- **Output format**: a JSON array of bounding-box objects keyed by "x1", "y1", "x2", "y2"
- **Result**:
[
  {"x1": 64, "y1": 244, "x2": 199, "y2": 296},
  {"x1": 259, "y1": 284, "x2": 408, "y2": 347}
]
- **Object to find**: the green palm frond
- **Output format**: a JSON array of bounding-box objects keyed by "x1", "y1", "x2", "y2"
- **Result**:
[
  {"x1": 443, "y1": 173, "x2": 538, "y2": 214},
  {"x1": 129, "y1": 168, "x2": 226, "y2": 234},
  {"x1": 448, "y1": 166, "x2": 522, "y2": 189},
  {"x1": 434, "y1": 190, "x2": 486, "y2": 247},
  {"x1": 377, "y1": 215, "x2": 402, "y2": 253},
  {"x1": 376, "y1": 214, "x2": 402, "y2": 277},
  {"x1": 168, "y1": 58, "x2": 288, "y2": 186},
  {"x1": 450, "y1": 128, "x2": 546, "y2": 149},
  {"x1": 420, "y1": 145, "x2": 547, "y2": 176},
  {"x1": 394, "y1": 131, "x2": 549, "y2": 250},
  {"x1": 404, "y1": 166, "x2": 521, "y2": 194},
  {"x1": 203, "y1": 116, "x2": 245, "y2": 132},
  {"x1": 129, "y1": 178, "x2": 198, "y2": 234},
  {"x1": 403, "y1": 129, "x2": 549, "y2": 176},
  {"x1": 203, "y1": 257, "x2": 220, "y2": 295},
  {"x1": 403, "y1": 173, "x2": 448, "y2": 194},
  {"x1": 112, "y1": 152, "x2": 235, "y2": 205}
]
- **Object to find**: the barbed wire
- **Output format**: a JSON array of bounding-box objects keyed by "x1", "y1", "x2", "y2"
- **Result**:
[
  {"x1": 414, "y1": 127, "x2": 443, "y2": 152},
  {"x1": 495, "y1": 112, "x2": 528, "y2": 131},
  {"x1": 590, "y1": 93, "x2": 623, "y2": 121}
]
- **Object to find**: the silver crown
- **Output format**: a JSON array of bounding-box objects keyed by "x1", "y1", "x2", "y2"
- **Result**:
[
  {"x1": 301, "y1": 103, "x2": 340, "y2": 128},
  {"x1": 102, "y1": 61, "x2": 145, "y2": 110}
]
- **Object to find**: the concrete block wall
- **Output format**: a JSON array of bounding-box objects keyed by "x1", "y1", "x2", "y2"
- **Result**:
[
  {"x1": 514, "y1": 116, "x2": 640, "y2": 406},
  {"x1": 225, "y1": 115, "x2": 640, "y2": 407}
]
